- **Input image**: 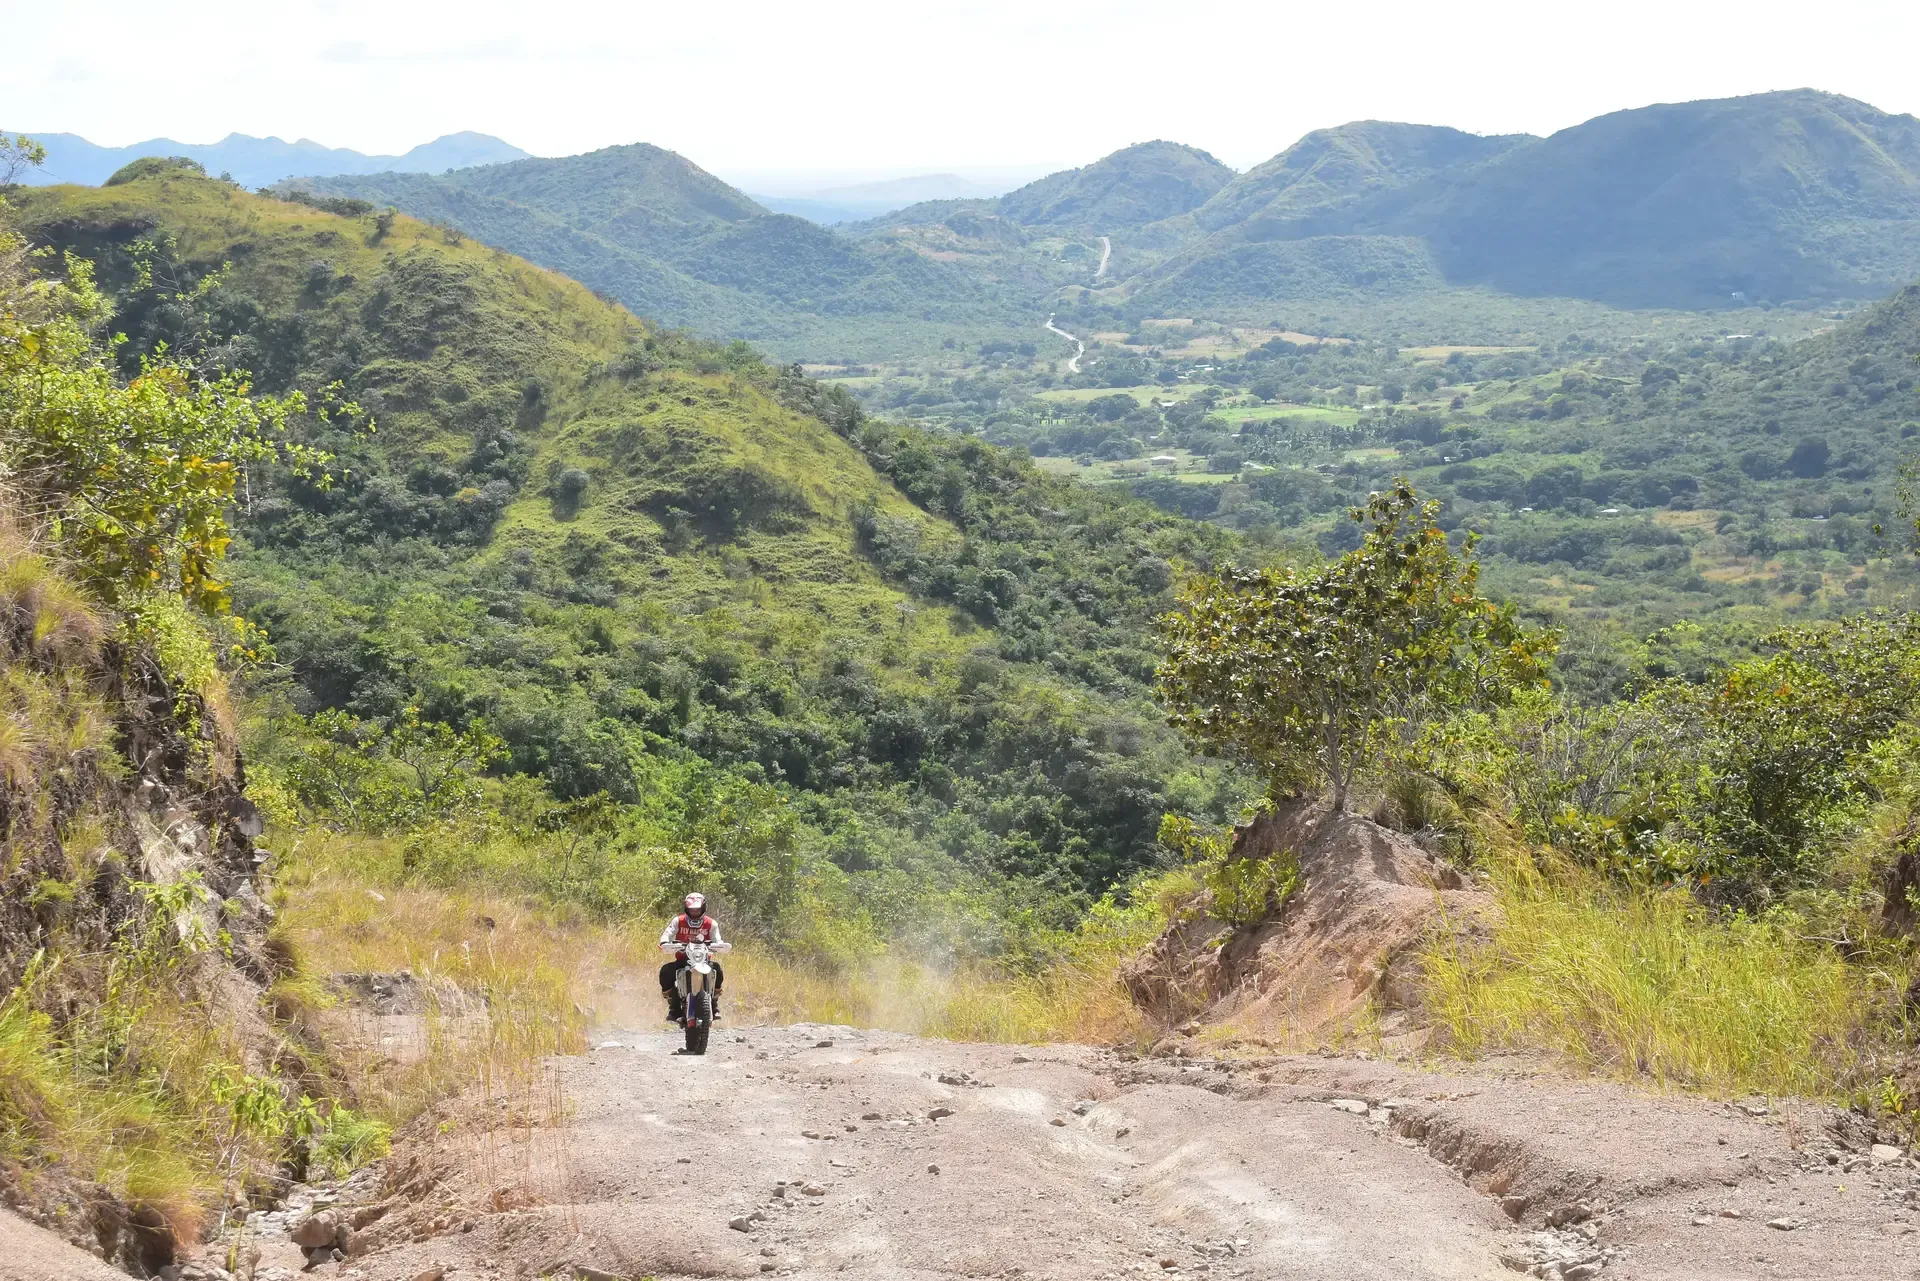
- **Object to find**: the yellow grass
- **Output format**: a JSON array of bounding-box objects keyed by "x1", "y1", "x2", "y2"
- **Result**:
[
  {"x1": 277, "y1": 830, "x2": 646, "y2": 1121},
  {"x1": 1422, "y1": 854, "x2": 1869, "y2": 1096}
]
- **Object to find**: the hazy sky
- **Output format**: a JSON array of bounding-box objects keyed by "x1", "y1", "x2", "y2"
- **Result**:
[{"x1": 8, "y1": 0, "x2": 1920, "y2": 183}]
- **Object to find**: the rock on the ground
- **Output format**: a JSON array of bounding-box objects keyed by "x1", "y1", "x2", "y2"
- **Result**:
[{"x1": 289, "y1": 1211, "x2": 339, "y2": 1249}]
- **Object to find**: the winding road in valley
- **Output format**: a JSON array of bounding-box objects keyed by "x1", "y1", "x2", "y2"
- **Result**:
[
  {"x1": 1045, "y1": 235, "x2": 1110, "y2": 374},
  {"x1": 1046, "y1": 313, "x2": 1086, "y2": 373}
]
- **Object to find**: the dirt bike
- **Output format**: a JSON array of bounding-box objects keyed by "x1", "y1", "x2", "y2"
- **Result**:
[{"x1": 667, "y1": 938, "x2": 730, "y2": 1055}]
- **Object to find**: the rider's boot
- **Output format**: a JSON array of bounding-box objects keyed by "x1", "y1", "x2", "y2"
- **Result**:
[{"x1": 664, "y1": 992, "x2": 683, "y2": 1024}]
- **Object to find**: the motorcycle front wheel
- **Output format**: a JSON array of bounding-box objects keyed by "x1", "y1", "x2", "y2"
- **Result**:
[{"x1": 685, "y1": 990, "x2": 712, "y2": 1055}]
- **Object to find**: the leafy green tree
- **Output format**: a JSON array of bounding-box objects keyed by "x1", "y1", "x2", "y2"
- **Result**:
[
  {"x1": 276, "y1": 708, "x2": 504, "y2": 833},
  {"x1": 1157, "y1": 481, "x2": 1555, "y2": 810},
  {"x1": 538, "y1": 791, "x2": 620, "y2": 887},
  {"x1": 0, "y1": 245, "x2": 337, "y2": 612},
  {"x1": 1655, "y1": 612, "x2": 1920, "y2": 900}
]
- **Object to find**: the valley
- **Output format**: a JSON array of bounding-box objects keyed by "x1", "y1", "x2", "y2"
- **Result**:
[{"x1": 272, "y1": 91, "x2": 1920, "y2": 662}]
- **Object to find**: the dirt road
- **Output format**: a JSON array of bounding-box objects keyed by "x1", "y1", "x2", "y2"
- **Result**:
[
  {"x1": 1094, "y1": 235, "x2": 1112, "y2": 280},
  {"x1": 303, "y1": 1024, "x2": 1918, "y2": 1281},
  {"x1": 1045, "y1": 315, "x2": 1085, "y2": 373}
]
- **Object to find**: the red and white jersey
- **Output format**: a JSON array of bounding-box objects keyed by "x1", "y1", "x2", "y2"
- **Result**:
[{"x1": 660, "y1": 912, "x2": 724, "y2": 948}]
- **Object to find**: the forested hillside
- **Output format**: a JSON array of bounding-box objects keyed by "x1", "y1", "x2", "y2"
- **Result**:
[
  {"x1": 9, "y1": 168, "x2": 1252, "y2": 954},
  {"x1": 1190, "y1": 123, "x2": 1528, "y2": 233},
  {"x1": 1131, "y1": 90, "x2": 1920, "y2": 313},
  {"x1": 292, "y1": 145, "x2": 1032, "y2": 357},
  {"x1": 844, "y1": 91, "x2": 1920, "y2": 337},
  {"x1": 993, "y1": 141, "x2": 1233, "y2": 230}
]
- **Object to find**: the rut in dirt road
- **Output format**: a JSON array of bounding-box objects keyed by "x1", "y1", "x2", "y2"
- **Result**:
[{"x1": 315, "y1": 1025, "x2": 1918, "y2": 1281}]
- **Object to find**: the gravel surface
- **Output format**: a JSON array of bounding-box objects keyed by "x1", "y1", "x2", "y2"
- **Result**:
[
  {"x1": 309, "y1": 1026, "x2": 1920, "y2": 1281},
  {"x1": 14, "y1": 1025, "x2": 1917, "y2": 1279}
]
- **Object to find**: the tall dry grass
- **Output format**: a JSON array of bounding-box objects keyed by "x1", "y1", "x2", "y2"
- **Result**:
[
  {"x1": 1421, "y1": 850, "x2": 1873, "y2": 1097},
  {"x1": 275, "y1": 829, "x2": 653, "y2": 1122}
]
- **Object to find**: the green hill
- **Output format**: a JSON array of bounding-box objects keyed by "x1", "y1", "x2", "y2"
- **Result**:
[
  {"x1": 1135, "y1": 91, "x2": 1920, "y2": 313},
  {"x1": 10, "y1": 170, "x2": 1246, "y2": 927},
  {"x1": 1365, "y1": 89, "x2": 1920, "y2": 307},
  {"x1": 292, "y1": 145, "x2": 1030, "y2": 359},
  {"x1": 994, "y1": 141, "x2": 1234, "y2": 230},
  {"x1": 1190, "y1": 122, "x2": 1527, "y2": 234}
]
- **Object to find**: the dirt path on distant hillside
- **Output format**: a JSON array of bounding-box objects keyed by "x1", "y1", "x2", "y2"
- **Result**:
[
  {"x1": 1046, "y1": 314, "x2": 1086, "y2": 373},
  {"x1": 1094, "y1": 235, "x2": 1112, "y2": 281},
  {"x1": 272, "y1": 1024, "x2": 1918, "y2": 1281}
]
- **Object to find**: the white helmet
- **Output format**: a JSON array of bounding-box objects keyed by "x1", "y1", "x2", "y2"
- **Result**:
[{"x1": 683, "y1": 892, "x2": 707, "y2": 917}]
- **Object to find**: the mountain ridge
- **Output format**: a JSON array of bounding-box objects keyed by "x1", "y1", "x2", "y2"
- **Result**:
[
  {"x1": 291, "y1": 145, "x2": 1035, "y2": 355},
  {"x1": 109, "y1": 87, "x2": 1920, "y2": 358},
  {"x1": 13, "y1": 129, "x2": 529, "y2": 189},
  {"x1": 1136, "y1": 89, "x2": 1920, "y2": 310}
]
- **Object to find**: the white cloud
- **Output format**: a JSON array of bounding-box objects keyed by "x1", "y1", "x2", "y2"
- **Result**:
[{"x1": 5, "y1": 0, "x2": 1918, "y2": 176}]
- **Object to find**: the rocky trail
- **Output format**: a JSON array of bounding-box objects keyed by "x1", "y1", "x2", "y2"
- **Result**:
[
  {"x1": 50, "y1": 1024, "x2": 1911, "y2": 1281},
  {"x1": 8, "y1": 807, "x2": 1916, "y2": 1281}
]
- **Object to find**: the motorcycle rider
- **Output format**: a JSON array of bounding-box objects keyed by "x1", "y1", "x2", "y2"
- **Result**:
[{"x1": 659, "y1": 892, "x2": 725, "y2": 1023}]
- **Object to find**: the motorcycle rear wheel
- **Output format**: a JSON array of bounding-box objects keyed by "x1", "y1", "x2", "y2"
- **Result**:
[{"x1": 684, "y1": 990, "x2": 712, "y2": 1055}]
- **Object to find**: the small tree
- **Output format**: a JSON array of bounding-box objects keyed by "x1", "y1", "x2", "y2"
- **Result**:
[
  {"x1": 1157, "y1": 482, "x2": 1555, "y2": 810},
  {"x1": 0, "y1": 133, "x2": 46, "y2": 190}
]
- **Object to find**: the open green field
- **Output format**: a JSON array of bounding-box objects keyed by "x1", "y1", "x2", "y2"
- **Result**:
[
  {"x1": 1033, "y1": 448, "x2": 1241, "y2": 485},
  {"x1": 1032, "y1": 383, "x2": 1209, "y2": 406},
  {"x1": 1212, "y1": 402, "x2": 1364, "y2": 426}
]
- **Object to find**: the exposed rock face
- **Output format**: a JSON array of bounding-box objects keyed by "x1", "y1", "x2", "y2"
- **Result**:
[
  {"x1": 0, "y1": 588, "x2": 283, "y2": 1272},
  {"x1": 0, "y1": 650, "x2": 276, "y2": 996},
  {"x1": 1122, "y1": 801, "x2": 1489, "y2": 1047}
]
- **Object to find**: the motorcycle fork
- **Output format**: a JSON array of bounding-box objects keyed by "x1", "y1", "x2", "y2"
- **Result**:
[{"x1": 680, "y1": 967, "x2": 708, "y2": 1023}]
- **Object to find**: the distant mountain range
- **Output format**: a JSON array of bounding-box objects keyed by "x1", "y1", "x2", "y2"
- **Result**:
[
  {"x1": 71, "y1": 89, "x2": 1920, "y2": 354},
  {"x1": 12, "y1": 131, "x2": 529, "y2": 190},
  {"x1": 865, "y1": 91, "x2": 1920, "y2": 312},
  {"x1": 1135, "y1": 90, "x2": 1920, "y2": 310}
]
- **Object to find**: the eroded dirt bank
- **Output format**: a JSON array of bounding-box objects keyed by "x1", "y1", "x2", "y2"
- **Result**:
[{"x1": 219, "y1": 1024, "x2": 1920, "y2": 1281}]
